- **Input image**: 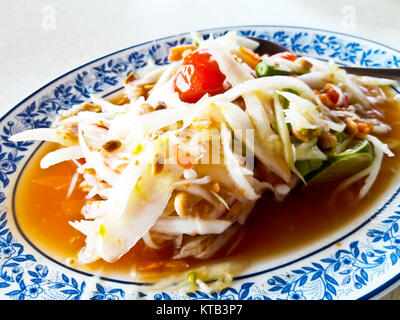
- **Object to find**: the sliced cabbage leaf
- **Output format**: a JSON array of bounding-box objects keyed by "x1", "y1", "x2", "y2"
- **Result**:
[
  {"x1": 329, "y1": 139, "x2": 373, "y2": 162},
  {"x1": 309, "y1": 139, "x2": 373, "y2": 183},
  {"x1": 295, "y1": 138, "x2": 327, "y2": 161},
  {"x1": 295, "y1": 159, "x2": 323, "y2": 177},
  {"x1": 329, "y1": 132, "x2": 352, "y2": 155},
  {"x1": 310, "y1": 153, "x2": 373, "y2": 183},
  {"x1": 279, "y1": 91, "x2": 326, "y2": 133},
  {"x1": 300, "y1": 137, "x2": 375, "y2": 183}
]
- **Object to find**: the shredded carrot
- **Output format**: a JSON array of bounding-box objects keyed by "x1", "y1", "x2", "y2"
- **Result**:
[{"x1": 238, "y1": 46, "x2": 262, "y2": 69}]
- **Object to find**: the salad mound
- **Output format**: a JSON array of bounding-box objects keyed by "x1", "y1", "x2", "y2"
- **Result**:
[{"x1": 11, "y1": 32, "x2": 397, "y2": 278}]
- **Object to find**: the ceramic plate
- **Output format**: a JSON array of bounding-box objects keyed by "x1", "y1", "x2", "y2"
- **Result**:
[{"x1": 1, "y1": 26, "x2": 400, "y2": 300}]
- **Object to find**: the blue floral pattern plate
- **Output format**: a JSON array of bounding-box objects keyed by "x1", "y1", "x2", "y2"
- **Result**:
[{"x1": 1, "y1": 26, "x2": 399, "y2": 300}]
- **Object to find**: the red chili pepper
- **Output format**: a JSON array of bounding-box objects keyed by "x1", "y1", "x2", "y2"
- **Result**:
[{"x1": 173, "y1": 49, "x2": 227, "y2": 103}]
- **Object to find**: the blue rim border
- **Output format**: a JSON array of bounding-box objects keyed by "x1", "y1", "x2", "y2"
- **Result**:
[{"x1": 4, "y1": 25, "x2": 400, "y2": 299}]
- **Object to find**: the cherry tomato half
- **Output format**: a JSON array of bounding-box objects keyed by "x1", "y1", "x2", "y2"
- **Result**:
[{"x1": 173, "y1": 49, "x2": 227, "y2": 103}]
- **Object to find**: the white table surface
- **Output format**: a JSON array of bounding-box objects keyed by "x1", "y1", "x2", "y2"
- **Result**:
[{"x1": 0, "y1": 0, "x2": 399, "y2": 300}]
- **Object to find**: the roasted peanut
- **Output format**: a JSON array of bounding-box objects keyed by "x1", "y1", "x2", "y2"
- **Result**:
[
  {"x1": 155, "y1": 101, "x2": 167, "y2": 110},
  {"x1": 296, "y1": 58, "x2": 313, "y2": 71},
  {"x1": 174, "y1": 192, "x2": 194, "y2": 218},
  {"x1": 136, "y1": 103, "x2": 155, "y2": 116},
  {"x1": 211, "y1": 182, "x2": 220, "y2": 193},
  {"x1": 102, "y1": 140, "x2": 122, "y2": 152},
  {"x1": 168, "y1": 45, "x2": 197, "y2": 62},
  {"x1": 82, "y1": 103, "x2": 102, "y2": 113},
  {"x1": 318, "y1": 131, "x2": 338, "y2": 150},
  {"x1": 344, "y1": 117, "x2": 359, "y2": 136},
  {"x1": 292, "y1": 128, "x2": 309, "y2": 142}
]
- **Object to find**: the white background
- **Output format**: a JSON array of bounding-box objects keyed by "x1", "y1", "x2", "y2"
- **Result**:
[{"x1": 1, "y1": 0, "x2": 399, "y2": 299}]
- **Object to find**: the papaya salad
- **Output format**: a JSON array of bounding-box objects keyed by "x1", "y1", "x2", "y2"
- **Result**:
[{"x1": 11, "y1": 31, "x2": 398, "y2": 284}]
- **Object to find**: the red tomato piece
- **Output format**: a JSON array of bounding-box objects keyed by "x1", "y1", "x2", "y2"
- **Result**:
[{"x1": 173, "y1": 49, "x2": 227, "y2": 103}]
